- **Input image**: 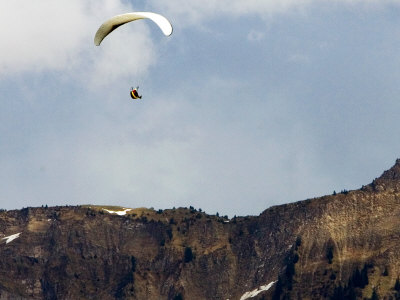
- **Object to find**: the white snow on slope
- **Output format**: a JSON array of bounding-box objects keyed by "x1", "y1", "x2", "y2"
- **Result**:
[
  {"x1": 102, "y1": 208, "x2": 132, "y2": 216},
  {"x1": 1, "y1": 232, "x2": 21, "y2": 244},
  {"x1": 240, "y1": 281, "x2": 276, "y2": 300}
]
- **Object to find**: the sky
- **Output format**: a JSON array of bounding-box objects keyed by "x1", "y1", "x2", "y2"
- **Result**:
[{"x1": 2, "y1": 0, "x2": 400, "y2": 217}]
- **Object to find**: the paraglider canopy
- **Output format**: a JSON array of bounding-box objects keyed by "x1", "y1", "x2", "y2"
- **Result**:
[{"x1": 94, "y1": 12, "x2": 173, "y2": 46}]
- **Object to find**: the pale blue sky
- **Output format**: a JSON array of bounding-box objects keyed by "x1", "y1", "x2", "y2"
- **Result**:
[{"x1": 1, "y1": 0, "x2": 400, "y2": 216}]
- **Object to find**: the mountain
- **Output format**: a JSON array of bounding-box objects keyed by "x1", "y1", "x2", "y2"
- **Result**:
[{"x1": 1, "y1": 160, "x2": 400, "y2": 299}]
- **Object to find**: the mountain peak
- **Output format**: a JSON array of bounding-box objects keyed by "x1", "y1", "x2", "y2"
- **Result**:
[
  {"x1": 366, "y1": 158, "x2": 400, "y2": 192},
  {"x1": 378, "y1": 158, "x2": 400, "y2": 181}
]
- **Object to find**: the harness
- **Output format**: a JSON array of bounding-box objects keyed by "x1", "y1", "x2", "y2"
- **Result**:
[{"x1": 130, "y1": 90, "x2": 140, "y2": 99}]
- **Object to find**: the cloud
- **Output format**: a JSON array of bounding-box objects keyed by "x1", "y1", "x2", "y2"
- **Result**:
[
  {"x1": 0, "y1": 95, "x2": 203, "y2": 210},
  {"x1": 287, "y1": 53, "x2": 311, "y2": 64},
  {"x1": 88, "y1": 25, "x2": 157, "y2": 88},
  {"x1": 0, "y1": 0, "x2": 160, "y2": 87},
  {"x1": 2, "y1": 0, "x2": 397, "y2": 81},
  {"x1": 148, "y1": 0, "x2": 400, "y2": 26},
  {"x1": 247, "y1": 30, "x2": 265, "y2": 42},
  {"x1": 148, "y1": 0, "x2": 310, "y2": 23},
  {"x1": 1, "y1": 1, "x2": 92, "y2": 73}
]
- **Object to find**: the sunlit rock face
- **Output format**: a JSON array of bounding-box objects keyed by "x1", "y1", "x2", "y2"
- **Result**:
[{"x1": 1, "y1": 160, "x2": 400, "y2": 299}]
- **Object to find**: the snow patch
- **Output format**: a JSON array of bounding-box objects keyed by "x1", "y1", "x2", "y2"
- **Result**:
[
  {"x1": 103, "y1": 208, "x2": 132, "y2": 216},
  {"x1": 240, "y1": 281, "x2": 276, "y2": 300},
  {"x1": 2, "y1": 233, "x2": 21, "y2": 244}
]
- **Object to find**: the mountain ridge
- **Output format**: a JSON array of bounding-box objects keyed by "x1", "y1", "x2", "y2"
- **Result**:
[{"x1": 1, "y1": 160, "x2": 400, "y2": 299}]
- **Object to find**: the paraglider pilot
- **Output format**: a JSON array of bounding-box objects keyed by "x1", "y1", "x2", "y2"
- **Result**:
[{"x1": 130, "y1": 86, "x2": 142, "y2": 99}]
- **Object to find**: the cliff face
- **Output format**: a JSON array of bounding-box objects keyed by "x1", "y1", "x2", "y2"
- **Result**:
[{"x1": 1, "y1": 160, "x2": 400, "y2": 300}]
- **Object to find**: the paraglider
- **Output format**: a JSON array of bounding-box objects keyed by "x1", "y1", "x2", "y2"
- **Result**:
[
  {"x1": 94, "y1": 12, "x2": 173, "y2": 100},
  {"x1": 130, "y1": 86, "x2": 142, "y2": 99},
  {"x1": 94, "y1": 12, "x2": 173, "y2": 46}
]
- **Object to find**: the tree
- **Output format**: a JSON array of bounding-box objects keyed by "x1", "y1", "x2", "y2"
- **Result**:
[
  {"x1": 331, "y1": 284, "x2": 357, "y2": 300},
  {"x1": 293, "y1": 253, "x2": 299, "y2": 264},
  {"x1": 295, "y1": 236, "x2": 302, "y2": 249},
  {"x1": 382, "y1": 266, "x2": 389, "y2": 276},
  {"x1": 272, "y1": 276, "x2": 283, "y2": 300},
  {"x1": 370, "y1": 288, "x2": 379, "y2": 300},
  {"x1": 184, "y1": 247, "x2": 193, "y2": 263},
  {"x1": 327, "y1": 246, "x2": 334, "y2": 264},
  {"x1": 351, "y1": 269, "x2": 362, "y2": 288},
  {"x1": 347, "y1": 285, "x2": 357, "y2": 300},
  {"x1": 361, "y1": 264, "x2": 369, "y2": 288},
  {"x1": 394, "y1": 277, "x2": 400, "y2": 291},
  {"x1": 285, "y1": 261, "x2": 295, "y2": 290},
  {"x1": 331, "y1": 284, "x2": 344, "y2": 300},
  {"x1": 173, "y1": 293, "x2": 183, "y2": 300},
  {"x1": 131, "y1": 256, "x2": 136, "y2": 273}
]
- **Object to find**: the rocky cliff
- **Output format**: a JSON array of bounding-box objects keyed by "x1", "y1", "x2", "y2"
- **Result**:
[{"x1": 1, "y1": 160, "x2": 400, "y2": 299}]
